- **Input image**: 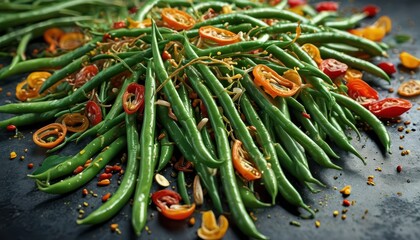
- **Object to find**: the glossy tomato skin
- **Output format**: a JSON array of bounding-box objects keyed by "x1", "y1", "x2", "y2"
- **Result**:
[
  {"x1": 346, "y1": 79, "x2": 379, "y2": 105},
  {"x1": 363, "y1": 4, "x2": 380, "y2": 17},
  {"x1": 319, "y1": 58, "x2": 348, "y2": 79},
  {"x1": 366, "y1": 98, "x2": 412, "y2": 118},
  {"x1": 377, "y1": 62, "x2": 396, "y2": 75},
  {"x1": 288, "y1": 0, "x2": 307, "y2": 8},
  {"x1": 74, "y1": 65, "x2": 99, "y2": 88},
  {"x1": 86, "y1": 101, "x2": 102, "y2": 126},
  {"x1": 122, "y1": 83, "x2": 145, "y2": 114}
]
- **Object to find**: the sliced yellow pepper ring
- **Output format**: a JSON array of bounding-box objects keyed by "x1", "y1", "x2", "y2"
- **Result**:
[
  {"x1": 373, "y1": 16, "x2": 392, "y2": 33},
  {"x1": 197, "y1": 211, "x2": 229, "y2": 240},
  {"x1": 301, "y1": 43, "x2": 323, "y2": 64},
  {"x1": 27, "y1": 72, "x2": 51, "y2": 89},
  {"x1": 399, "y1": 51, "x2": 420, "y2": 69},
  {"x1": 344, "y1": 69, "x2": 364, "y2": 82}
]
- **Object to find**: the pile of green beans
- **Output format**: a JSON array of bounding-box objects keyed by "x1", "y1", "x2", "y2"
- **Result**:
[{"x1": 0, "y1": 0, "x2": 393, "y2": 239}]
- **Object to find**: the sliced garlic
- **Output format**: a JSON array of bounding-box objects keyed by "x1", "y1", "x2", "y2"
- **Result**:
[{"x1": 155, "y1": 173, "x2": 170, "y2": 187}]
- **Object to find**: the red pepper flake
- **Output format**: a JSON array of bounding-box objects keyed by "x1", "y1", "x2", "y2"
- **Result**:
[
  {"x1": 302, "y1": 112, "x2": 311, "y2": 119},
  {"x1": 342, "y1": 199, "x2": 351, "y2": 207},
  {"x1": 105, "y1": 165, "x2": 113, "y2": 173},
  {"x1": 111, "y1": 165, "x2": 122, "y2": 173},
  {"x1": 73, "y1": 166, "x2": 84, "y2": 175},
  {"x1": 162, "y1": 50, "x2": 172, "y2": 61},
  {"x1": 6, "y1": 125, "x2": 16, "y2": 132},
  {"x1": 27, "y1": 163, "x2": 34, "y2": 169},
  {"x1": 82, "y1": 188, "x2": 89, "y2": 196},
  {"x1": 102, "y1": 192, "x2": 111, "y2": 202},
  {"x1": 98, "y1": 179, "x2": 111, "y2": 186},
  {"x1": 396, "y1": 165, "x2": 402, "y2": 173},
  {"x1": 99, "y1": 173, "x2": 113, "y2": 181},
  {"x1": 84, "y1": 159, "x2": 93, "y2": 168}
]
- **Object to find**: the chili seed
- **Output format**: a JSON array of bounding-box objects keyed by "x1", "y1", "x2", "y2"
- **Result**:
[
  {"x1": 396, "y1": 165, "x2": 402, "y2": 173},
  {"x1": 397, "y1": 126, "x2": 404, "y2": 132},
  {"x1": 333, "y1": 210, "x2": 339, "y2": 217},
  {"x1": 315, "y1": 220, "x2": 321, "y2": 228},
  {"x1": 341, "y1": 214, "x2": 347, "y2": 220},
  {"x1": 188, "y1": 217, "x2": 196, "y2": 226},
  {"x1": 290, "y1": 221, "x2": 301, "y2": 227},
  {"x1": 10, "y1": 151, "x2": 17, "y2": 160},
  {"x1": 83, "y1": 202, "x2": 89, "y2": 207},
  {"x1": 82, "y1": 188, "x2": 89, "y2": 196}
]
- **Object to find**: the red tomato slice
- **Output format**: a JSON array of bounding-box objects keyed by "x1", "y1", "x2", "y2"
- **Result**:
[
  {"x1": 122, "y1": 83, "x2": 145, "y2": 114},
  {"x1": 85, "y1": 100, "x2": 103, "y2": 126},
  {"x1": 377, "y1": 62, "x2": 396, "y2": 75},
  {"x1": 346, "y1": 78, "x2": 379, "y2": 106},
  {"x1": 232, "y1": 140, "x2": 261, "y2": 181},
  {"x1": 366, "y1": 98, "x2": 412, "y2": 118},
  {"x1": 319, "y1": 58, "x2": 348, "y2": 79},
  {"x1": 74, "y1": 64, "x2": 99, "y2": 88},
  {"x1": 315, "y1": 1, "x2": 339, "y2": 12}
]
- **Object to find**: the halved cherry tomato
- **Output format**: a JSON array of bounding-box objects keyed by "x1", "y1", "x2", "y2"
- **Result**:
[
  {"x1": 399, "y1": 51, "x2": 420, "y2": 69},
  {"x1": 372, "y1": 16, "x2": 392, "y2": 34},
  {"x1": 161, "y1": 8, "x2": 195, "y2": 31},
  {"x1": 122, "y1": 83, "x2": 145, "y2": 114},
  {"x1": 361, "y1": 26, "x2": 386, "y2": 41},
  {"x1": 363, "y1": 4, "x2": 380, "y2": 17},
  {"x1": 61, "y1": 113, "x2": 89, "y2": 132},
  {"x1": 366, "y1": 98, "x2": 412, "y2": 118},
  {"x1": 253, "y1": 64, "x2": 301, "y2": 98},
  {"x1": 74, "y1": 64, "x2": 99, "y2": 88},
  {"x1": 85, "y1": 100, "x2": 103, "y2": 126},
  {"x1": 151, "y1": 189, "x2": 195, "y2": 220},
  {"x1": 398, "y1": 80, "x2": 420, "y2": 97},
  {"x1": 33, "y1": 123, "x2": 67, "y2": 149},
  {"x1": 199, "y1": 26, "x2": 240, "y2": 46},
  {"x1": 377, "y1": 62, "x2": 396, "y2": 75},
  {"x1": 232, "y1": 140, "x2": 261, "y2": 181},
  {"x1": 346, "y1": 79, "x2": 379, "y2": 106},
  {"x1": 113, "y1": 21, "x2": 126, "y2": 29},
  {"x1": 59, "y1": 32, "x2": 85, "y2": 50},
  {"x1": 319, "y1": 58, "x2": 348, "y2": 79},
  {"x1": 288, "y1": 0, "x2": 307, "y2": 8},
  {"x1": 315, "y1": 1, "x2": 339, "y2": 12},
  {"x1": 301, "y1": 43, "x2": 322, "y2": 64}
]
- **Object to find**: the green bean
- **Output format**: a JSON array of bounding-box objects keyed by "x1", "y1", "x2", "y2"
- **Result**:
[
  {"x1": 177, "y1": 82, "x2": 194, "y2": 117},
  {"x1": 156, "y1": 105, "x2": 223, "y2": 214},
  {"x1": 192, "y1": 13, "x2": 268, "y2": 29},
  {"x1": 241, "y1": 94, "x2": 315, "y2": 217},
  {"x1": 28, "y1": 123, "x2": 125, "y2": 181},
  {"x1": 0, "y1": 50, "x2": 150, "y2": 114},
  {"x1": 1, "y1": 36, "x2": 99, "y2": 79},
  {"x1": 0, "y1": 16, "x2": 94, "y2": 49},
  {"x1": 177, "y1": 171, "x2": 191, "y2": 205},
  {"x1": 310, "y1": 11, "x2": 338, "y2": 26},
  {"x1": 330, "y1": 91, "x2": 390, "y2": 152},
  {"x1": 332, "y1": 103, "x2": 361, "y2": 139},
  {"x1": 151, "y1": 23, "x2": 224, "y2": 168},
  {"x1": 187, "y1": 1, "x2": 229, "y2": 15},
  {"x1": 36, "y1": 136, "x2": 126, "y2": 194},
  {"x1": 236, "y1": 178, "x2": 270, "y2": 209},
  {"x1": 134, "y1": 0, "x2": 159, "y2": 22},
  {"x1": 132, "y1": 60, "x2": 158, "y2": 236},
  {"x1": 184, "y1": 43, "x2": 278, "y2": 203},
  {"x1": 156, "y1": 130, "x2": 174, "y2": 172},
  {"x1": 236, "y1": 67, "x2": 341, "y2": 170},
  {"x1": 319, "y1": 46, "x2": 390, "y2": 82},
  {"x1": 324, "y1": 13, "x2": 368, "y2": 30},
  {"x1": 252, "y1": 22, "x2": 320, "y2": 36},
  {"x1": 295, "y1": 32, "x2": 387, "y2": 57},
  {"x1": 300, "y1": 89, "x2": 365, "y2": 164},
  {"x1": 0, "y1": 109, "x2": 60, "y2": 129},
  {"x1": 77, "y1": 113, "x2": 139, "y2": 225},
  {"x1": 240, "y1": 8, "x2": 309, "y2": 23},
  {"x1": 9, "y1": 33, "x2": 32, "y2": 70},
  {"x1": 322, "y1": 43, "x2": 361, "y2": 56}
]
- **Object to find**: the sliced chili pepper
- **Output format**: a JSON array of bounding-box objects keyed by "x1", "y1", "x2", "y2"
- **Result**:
[
  {"x1": 197, "y1": 210, "x2": 229, "y2": 240},
  {"x1": 161, "y1": 8, "x2": 196, "y2": 31},
  {"x1": 74, "y1": 64, "x2": 99, "y2": 88},
  {"x1": 102, "y1": 192, "x2": 112, "y2": 202},
  {"x1": 73, "y1": 166, "x2": 84, "y2": 175},
  {"x1": 398, "y1": 80, "x2": 420, "y2": 97},
  {"x1": 122, "y1": 83, "x2": 145, "y2": 114},
  {"x1": 151, "y1": 189, "x2": 195, "y2": 220},
  {"x1": 61, "y1": 113, "x2": 89, "y2": 132},
  {"x1": 113, "y1": 21, "x2": 126, "y2": 29},
  {"x1": 199, "y1": 26, "x2": 240, "y2": 46},
  {"x1": 33, "y1": 123, "x2": 67, "y2": 149},
  {"x1": 377, "y1": 62, "x2": 396, "y2": 75},
  {"x1": 366, "y1": 98, "x2": 412, "y2": 118},
  {"x1": 319, "y1": 58, "x2": 348, "y2": 79},
  {"x1": 301, "y1": 43, "x2": 322, "y2": 64},
  {"x1": 16, "y1": 72, "x2": 51, "y2": 101},
  {"x1": 399, "y1": 51, "x2": 420, "y2": 69},
  {"x1": 85, "y1": 100, "x2": 103, "y2": 126},
  {"x1": 253, "y1": 64, "x2": 301, "y2": 98},
  {"x1": 346, "y1": 78, "x2": 379, "y2": 106},
  {"x1": 363, "y1": 4, "x2": 380, "y2": 17},
  {"x1": 232, "y1": 140, "x2": 261, "y2": 181},
  {"x1": 43, "y1": 28, "x2": 64, "y2": 53},
  {"x1": 174, "y1": 156, "x2": 193, "y2": 172},
  {"x1": 59, "y1": 32, "x2": 85, "y2": 50},
  {"x1": 315, "y1": 1, "x2": 339, "y2": 12}
]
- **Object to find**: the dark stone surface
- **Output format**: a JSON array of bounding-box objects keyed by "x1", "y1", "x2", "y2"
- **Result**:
[{"x1": 0, "y1": 0, "x2": 419, "y2": 239}]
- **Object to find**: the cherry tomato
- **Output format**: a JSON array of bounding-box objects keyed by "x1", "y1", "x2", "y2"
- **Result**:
[
  {"x1": 253, "y1": 64, "x2": 301, "y2": 98},
  {"x1": 398, "y1": 80, "x2": 420, "y2": 97},
  {"x1": 74, "y1": 64, "x2": 99, "y2": 88},
  {"x1": 6, "y1": 125, "x2": 17, "y2": 132},
  {"x1": 151, "y1": 189, "x2": 195, "y2": 220},
  {"x1": 232, "y1": 140, "x2": 261, "y2": 181},
  {"x1": 199, "y1": 26, "x2": 240, "y2": 46},
  {"x1": 85, "y1": 100, "x2": 103, "y2": 126},
  {"x1": 346, "y1": 79, "x2": 379, "y2": 106},
  {"x1": 377, "y1": 62, "x2": 396, "y2": 75},
  {"x1": 366, "y1": 98, "x2": 412, "y2": 118},
  {"x1": 161, "y1": 8, "x2": 196, "y2": 31},
  {"x1": 113, "y1": 21, "x2": 126, "y2": 29},
  {"x1": 319, "y1": 58, "x2": 348, "y2": 79},
  {"x1": 33, "y1": 123, "x2": 67, "y2": 149},
  {"x1": 363, "y1": 4, "x2": 380, "y2": 17},
  {"x1": 122, "y1": 83, "x2": 145, "y2": 114},
  {"x1": 288, "y1": 0, "x2": 307, "y2": 8},
  {"x1": 315, "y1": 1, "x2": 339, "y2": 12},
  {"x1": 399, "y1": 51, "x2": 420, "y2": 69}
]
